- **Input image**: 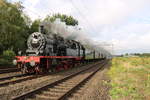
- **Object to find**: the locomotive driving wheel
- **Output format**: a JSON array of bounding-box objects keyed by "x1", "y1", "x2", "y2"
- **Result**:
[{"x1": 21, "y1": 65, "x2": 28, "y2": 74}]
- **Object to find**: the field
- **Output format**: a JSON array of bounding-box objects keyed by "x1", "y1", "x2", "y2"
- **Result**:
[{"x1": 108, "y1": 57, "x2": 150, "y2": 100}]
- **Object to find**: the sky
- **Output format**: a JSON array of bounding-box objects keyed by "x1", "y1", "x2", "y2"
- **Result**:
[{"x1": 10, "y1": 0, "x2": 150, "y2": 54}]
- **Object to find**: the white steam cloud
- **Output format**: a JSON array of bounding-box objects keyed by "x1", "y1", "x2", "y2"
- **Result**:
[{"x1": 42, "y1": 18, "x2": 111, "y2": 55}]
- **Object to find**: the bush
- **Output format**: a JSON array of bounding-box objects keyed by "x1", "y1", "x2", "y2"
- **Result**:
[
  {"x1": 0, "y1": 59, "x2": 12, "y2": 66},
  {"x1": 0, "y1": 50, "x2": 16, "y2": 66},
  {"x1": 2, "y1": 50, "x2": 15, "y2": 60}
]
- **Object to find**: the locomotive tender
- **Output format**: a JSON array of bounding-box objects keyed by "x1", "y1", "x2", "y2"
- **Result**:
[{"x1": 13, "y1": 24, "x2": 106, "y2": 74}]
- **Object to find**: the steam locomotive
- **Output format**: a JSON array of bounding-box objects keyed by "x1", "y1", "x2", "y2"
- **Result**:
[{"x1": 13, "y1": 24, "x2": 106, "y2": 74}]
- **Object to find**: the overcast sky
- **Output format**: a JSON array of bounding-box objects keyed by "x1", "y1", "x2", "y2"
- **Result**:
[{"x1": 11, "y1": 0, "x2": 150, "y2": 54}]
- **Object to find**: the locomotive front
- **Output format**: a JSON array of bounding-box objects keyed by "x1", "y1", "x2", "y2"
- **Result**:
[
  {"x1": 26, "y1": 32, "x2": 46, "y2": 56},
  {"x1": 13, "y1": 32, "x2": 54, "y2": 73}
]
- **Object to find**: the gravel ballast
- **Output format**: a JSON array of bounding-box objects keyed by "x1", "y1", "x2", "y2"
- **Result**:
[{"x1": 68, "y1": 61, "x2": 111, "y2": 100}]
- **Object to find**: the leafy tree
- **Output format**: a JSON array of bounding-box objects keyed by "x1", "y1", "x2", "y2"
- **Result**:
[
  {"x1": 0, "y1": 0, "x2": 30, "y2": 54},
  {"x1": 125, "y1": 53, "x2": 128, "y2": 56},
  {"x1": 28, "y1": 19, "x2": 41, "y2": 34},
  {"x1": 44, "y1": 13, "x2": 78, "y2": 26}
]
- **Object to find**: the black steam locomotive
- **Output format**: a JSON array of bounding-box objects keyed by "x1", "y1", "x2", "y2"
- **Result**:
[{"x1": 13, "y1": 24, "x2": 106, "y2": 74}]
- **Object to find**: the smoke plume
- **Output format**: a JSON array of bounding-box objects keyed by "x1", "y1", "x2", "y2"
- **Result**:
[{"x1": 41, "y1": 18, "x2": 111, "y2": 56}]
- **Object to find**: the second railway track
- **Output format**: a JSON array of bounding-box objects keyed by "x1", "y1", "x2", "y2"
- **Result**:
[
  {"x1": 12, "y1": 60, "x2": 108, "y2": 100},
  {"x1": 0, "y1": 73, "x2": 28, "y2": 81},
  {"x1": 0, "y1": 61, "x2": 102, "y2": 87},
  {"x1": 0, "y1": 74, "x2": 42, "y2": 87},
  {"x1": 0, "y1": 68, "x2": 20, "y2": 74}
]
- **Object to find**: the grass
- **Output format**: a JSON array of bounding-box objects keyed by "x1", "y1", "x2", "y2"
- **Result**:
[{"x1": 108, "y1": 57, "x2": 150, "y2": 100}]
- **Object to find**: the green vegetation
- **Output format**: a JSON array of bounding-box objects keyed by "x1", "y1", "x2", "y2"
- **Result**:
[
  {"x1": 121, "y1": 53, "x2": 150, "y2": 57},
  {"x1": 0, "y1": 0, "x2": 30, "y2": 53},
  {"x1": 0, "y1": 50, "x2": 15, "y2": 66},
  {"x1": 134, "y1": 53, "x2": 150, "y2": 57},
  {"x1": 44, "y1": 13, "x2": 78, "y2": 26},
  {"x1": 108, "y1": 57, "x2": 150, "y2": 100}
]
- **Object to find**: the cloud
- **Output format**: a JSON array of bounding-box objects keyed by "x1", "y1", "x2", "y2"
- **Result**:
[
  {"x1": 111, "y1": 33, "x2": 150, "y2": 54},
  {"x1": 22, "y1": 0, "x2": 75, "y2": 20},
  {"x1": 107, "y1": 22, "x2": 150, "y2": 54}
]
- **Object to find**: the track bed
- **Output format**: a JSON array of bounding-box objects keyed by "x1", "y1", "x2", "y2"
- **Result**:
[{"x1": 12, "y1": 60, "x2": 107, "y2": 100}]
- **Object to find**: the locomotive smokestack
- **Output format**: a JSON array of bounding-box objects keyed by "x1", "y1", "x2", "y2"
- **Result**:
[{"x1": 39, "y1": 25, "x2": 45, "y2": 34}]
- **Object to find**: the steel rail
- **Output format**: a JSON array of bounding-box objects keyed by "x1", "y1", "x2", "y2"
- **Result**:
[
  {"x1": 0, "y1": 74, "x2": 28, "y2": 81},
  {"x1": 0, "y1": 68, "x2": 20, "y2": 74}
]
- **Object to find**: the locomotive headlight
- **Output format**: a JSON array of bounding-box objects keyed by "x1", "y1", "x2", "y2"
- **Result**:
[
  {"x1": 13, "y1": 60, "x2": 17, "y2": 65},
  {"x1": 30, "y1": 60, "x2": 35, "y2": 67}
]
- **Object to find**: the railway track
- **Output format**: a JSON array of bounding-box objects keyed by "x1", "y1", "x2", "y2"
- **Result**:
[
  {"x1": 0, "y1": 73, "x2": 28, "y2": 81},
  {"x1": 0, "y1": 61, "x2": 101, "y2": 87},
  {"x1": 12, "y1": 60, "x2": 108, "y2": 100},
  {"x1": 0, "y1": 74, "x2": 43, "y2": 87},
  {"x1": 0, "y1": 68, "x2": 20, "y2": 74}
]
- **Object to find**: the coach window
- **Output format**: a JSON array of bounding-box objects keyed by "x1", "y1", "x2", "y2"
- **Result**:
[{"x1": 71, "y1": 43, "x2": 76, "y2": 49}]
